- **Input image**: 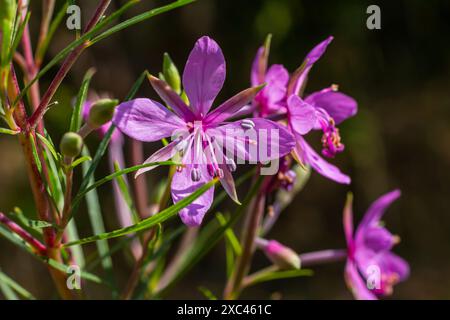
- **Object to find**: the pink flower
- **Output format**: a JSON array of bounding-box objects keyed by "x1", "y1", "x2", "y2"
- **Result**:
[
  {"x1": 251, "y1": 36, "x2": 358, "y2": 184},
  {"x1": 113, "y1": 36, "x2": 295, "y2": 226},
  {"x1": 343, "y1": 190, "x2": 409, "y2": 299}
]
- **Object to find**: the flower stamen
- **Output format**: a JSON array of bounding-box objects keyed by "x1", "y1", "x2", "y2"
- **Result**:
[{"x1": 320, "y1": 118, "x2": 345, "y2": 158}]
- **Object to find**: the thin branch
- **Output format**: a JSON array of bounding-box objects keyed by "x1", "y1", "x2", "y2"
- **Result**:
[{"x1": 28, "y1": 0, "x2": 112, "y2": 129}]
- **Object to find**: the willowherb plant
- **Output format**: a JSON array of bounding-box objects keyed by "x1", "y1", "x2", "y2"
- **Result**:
[{"x1": 0, "y1": 0, "x2": 408, "y2": 300}]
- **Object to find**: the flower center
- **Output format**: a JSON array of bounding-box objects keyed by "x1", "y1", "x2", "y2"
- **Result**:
[
  {"x1": 318, "y1": 116, "x2": 344, "y2": 158},
  {"x1": 375, "y1": 272, "x2": 400, "y2": 296}
]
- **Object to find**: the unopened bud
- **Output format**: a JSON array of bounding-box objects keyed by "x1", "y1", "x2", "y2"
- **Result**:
[
  {"x1": 60, "y1": 132, "x2": 83, "y2": 158},
  {"x1": 163, "y1": 53, "x2": 181, "y2": 94},
  {"x1": 263, "y1": 240, "x2": 301, "y2": 270},
  {"x1": 87, "y1": 98, "x2": 118, "y2": 128}
]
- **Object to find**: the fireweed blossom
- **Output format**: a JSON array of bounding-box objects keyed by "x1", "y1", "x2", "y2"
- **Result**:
[
  {"x1": 343, "y1": 190, "x2": 409, "y2": 300},
  {"x1": 113, "y1": 36, "x2": 295, "y2": 226},
  {"x1": 251, "y1": 36, "x2": 357, "y2": 184}
]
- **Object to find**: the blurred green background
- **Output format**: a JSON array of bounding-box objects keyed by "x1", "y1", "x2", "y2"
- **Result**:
[{"x1": 1, "y1": 0, "x2": 450, "y2": 299}]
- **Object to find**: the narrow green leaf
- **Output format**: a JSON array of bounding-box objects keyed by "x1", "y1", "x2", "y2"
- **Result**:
[
  {"x1": 0, "y1": 127, "x2": 19, "y2": 135},
  {"x1": 0, "y1": 274, "x2": 19, "y2": 300},
  {"x1": 43, "y1": 139, "x2": 65, "y2": 211},
  {"x1": 28, "y1": 134, "x2": 42, "y2": 173},
  {"x1": 90, "y1": 0, "x2": 196, "y2": 45},
  {"x1": 210, "y1": 168, "x2": 255, "y2": 211},
  {"x1": 113, "y1": 161, "x2": 140, "y2": 223},
  {"x1": 70, "y1": 68, "x2": 96, "y2": 132},
  {"x1": 35, "y1": 1, "x2": 69, "y2": 62},
  {"x1": 0, "y1": 269, "x2": 35, "y2": 300},
  {"x1": 69, "y1": 155, "x2": 92, "y2": 170},
  {"x1": 124, "y1": 70, "x2": 148, "y2": 101},
  {"x1": 11, "y1": 209, "x2": 53, "y2": 229},
  {"x1": 65, "y1": 178, "x2": 218, "y2": 247},
  {"x1": 245, "y1": 269, "x2": 313, "y2": 288},
  {"x1": 36, "y1": 132, "x2": 60, "y2": 161},
  {"x1": 216, "y1": 212, "x2": 241, "y2": 255},
  {"x1": 216, "y1": 212, "x2": 241, "y2": 278},
  {"x1": 45, "y1": 258, "x2": 105, "y2": 285},
  {"x1": 72, "y1": 160, "x2": 177, "y2": 209},
  {"x1": 198, "y1": 286, "x2": 218, "y2": 300},
  {"x1": 72, "y1": 124, "x2": 115, "y2": 217},
  {"x1": 66, "y1": 219, "x2": 86, "y2": 268},
  {"x1": 29, "y1": 133, "x2": 63, "y2": 213},
  {"x1": 14, "y1": 0, "x2": 140, "y2": 104},
  {"x1": 0, "y1": 225, "x2": 34, "y2": 253},
  {"x1": 155, "y1": 176, "x2": 263, "y2": 297},
  {"x1": 6, "y1": 12, "x2": 31, "y2": 64},
  {"x1": 142, "y1": 226, "x2": 185, "y2": 268},
  {"x1": 135, "y1": 226, "x2": 185, "y2": 298},
  {"x1": 71, "y1": 70, "x2": 149, "y2": 219},
  {"x1": 1, "y1": 20, "x2": 12, "y2": 67},
  {"x1": 0, "y1": 226, "x2": 105, "y2": 286},
  {"x1": 81, "y1": 147, "x2": 116, "y2": 293}
]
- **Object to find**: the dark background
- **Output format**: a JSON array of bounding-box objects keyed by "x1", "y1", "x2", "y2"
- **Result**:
[{"x1": 1, "y1": 0, "x2": 450, "y2": 299}]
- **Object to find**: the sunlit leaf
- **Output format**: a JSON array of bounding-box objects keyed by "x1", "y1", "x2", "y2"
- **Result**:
[
  {"x1": 81, "y1": 148, "x2": 117, "y2": 294},
  {"x1": 70, "y1": 68, "x2": 96, "y2": 132}
]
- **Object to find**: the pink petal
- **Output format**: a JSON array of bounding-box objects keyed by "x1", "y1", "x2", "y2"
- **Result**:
[
  {"x1": 256, "y1": 64, "x2": 289, "y2": 115},
  {"x1": 219, "y1": 164, "x2": 239, "y2": 204},
  {"x1": 214, "y1": 118, "x2": 295, "y2": 163},
  {"x1": 358, "y1": 189, "x2": 401, "y2": 230},
  {"x1": 113, "y1": 98, "x2": 186, "y2": 142},
  {"x1": 295, "y1": 134, "x2": 351, "y2": 184},
  {"x1": 251, "y1": 46, "x2": 265, "y2": 86},
  {"x1": 135, "y1": 139, "x2": 180, "y2": 177},
  {"x1": 171, "y1": 164, "x2": 215, "y2": 226},
  {"x1": 362, "y1": 226, "x2": 395, "y2": 252},
  {"x1": 291, "y1": 36, "x2": 334, "y2": 95},
  {"x1": 264, "y1": 64, "x2": 289, "y2": 102},
  {"x1": 345, "y1": 260, "x2": 377, "y2": 300},
  {"x1": 287, "y1": 95, "x2": 317, "y2": 135},
  {"x1": 183, "y1": 36, "x2": 226, "y2": 116},
  {"x1": 305, "y1": 89, "x2": 357, "y2": 125},
  {"x1": 147, "y1": 75, "x2": 196, "y2": 121},
  {"x1": 204, "y1": 85, "x2": 264, "y2": 125},
  {"x1": 379, "y1": 251, "x2": 410, "y2": 282}
]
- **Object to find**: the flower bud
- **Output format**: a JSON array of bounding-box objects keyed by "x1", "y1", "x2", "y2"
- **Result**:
[
  {"x1": 163, "y1": 53, "x2": 181, "y2": 94},
  {"x1": 60, "y1": 132, "x2": 83, "y2": 158},
  {"x1": 263, "y1": 240, "x2": 301, "y2": 270},
  {"x1": 87, "y1": 98, "x2": 118, "y2": 128}
]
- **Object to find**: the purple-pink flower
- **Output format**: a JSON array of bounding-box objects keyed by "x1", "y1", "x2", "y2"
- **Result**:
[
  {"x1": 113, "y1": 36, "x2": 295, "y2": 226},
  {"x1": 251, "y1": 36, "x2": 357, "y2": 184},
  {"x1": 343, "y1": 189, "x2": 409, "y2": 300}
]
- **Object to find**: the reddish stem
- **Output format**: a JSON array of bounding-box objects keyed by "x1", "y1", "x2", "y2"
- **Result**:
[
  {"x1": 28, "y1": 0, "x2": 112, "y2": 129},
  {"x1": 0, "y1": 212, "x2": 47, "y2": 255}
]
